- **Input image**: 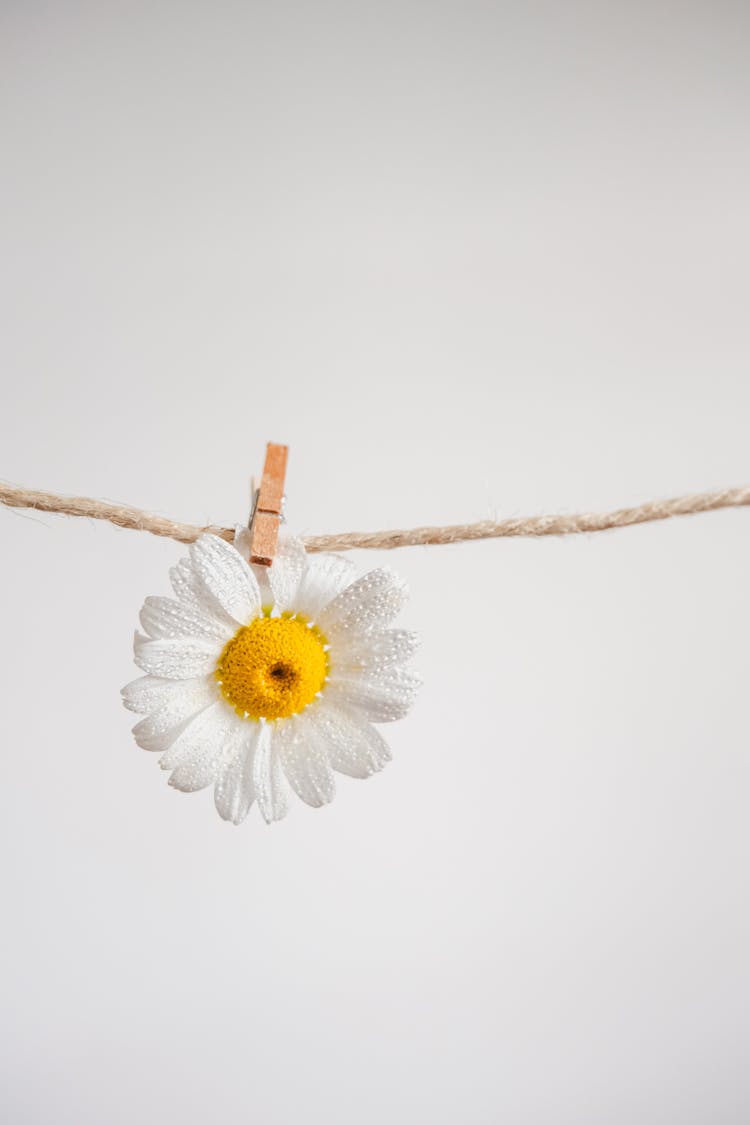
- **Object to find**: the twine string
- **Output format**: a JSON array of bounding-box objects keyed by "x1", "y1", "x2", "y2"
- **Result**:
[{"x1": 2, "y1": 482, "x2": 749, "y2": 552}]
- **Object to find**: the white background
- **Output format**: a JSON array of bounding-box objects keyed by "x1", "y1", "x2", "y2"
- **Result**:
[{"x1": 2, "y1": 3, "x2": 750, "y2": 1123}]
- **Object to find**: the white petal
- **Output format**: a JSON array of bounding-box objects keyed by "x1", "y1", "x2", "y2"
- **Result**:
[
  {"x1": 161, "y1": 701, "x2": 237, "y2": 789},
  {"x1": 133, "y1": 631, "x2": 220, "y2": 679},
  {"x1": 307, "y1": 700, "x2": 392, "y2": 778},
  {"x1": 121, "y1": 675, "x2": 188, "y2": 715},
  {"x1": 172, "y1": 552, "x2": 248, "y2": 633},
  {"x1": 189, "y1": 533, "x2": 262, "y2": 626},
  {"x1": 169, "y1": 556, "x2": 206, "y2": 607},
  {"x1": 233, "y1": 524, "x2": 253, "y2": 562},
  {"x1": 264, "y1": 533, "x2": 307, "y2": 611},
  {"x1": 276, "y1": 715, "x2": 336, "y2": 808},
  {"x1": 169, "y1": 738, "x2": 234, "y2": 790},
  {"x1": 293, "y1": 553, "x2": 357, "y2": 621},
  {"x1": 139, "y1": 596, "x2": 234, "y2": 642},
  {"x1": 332, "y1": 628, "x2": 421, "y2": 671},
  {"x1": 235, "y1": 522, "x2": 274, "y2": 605},
  {"x1": 317, "y1": 568, "x2": 408, "y2": 636},
  {"x1": 131, "y1": 677, "x2": 218, "y2": 751},
  {"x1": 252, "y1": 725, "x2": 290, "y2": 824},
  {"x1": 327, "y1": 666, "x2": 421, "y2": 722},
  {"x1": 214, "y1": 724, "x2": 260, "y2": 824}
]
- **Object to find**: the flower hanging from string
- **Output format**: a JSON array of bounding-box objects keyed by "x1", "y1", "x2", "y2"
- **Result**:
[{"x1": 121, "y1": 529, "x2": 420, "y2": 824}]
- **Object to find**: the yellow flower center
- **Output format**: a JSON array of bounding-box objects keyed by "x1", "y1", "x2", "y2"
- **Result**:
[{"x1": 215, "y1": 613, "x2": 329, "y2": 721}]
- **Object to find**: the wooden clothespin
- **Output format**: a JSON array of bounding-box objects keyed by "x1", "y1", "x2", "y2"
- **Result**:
[{"x1": 248, "y1": 442, "x2": 288, "y2": 566}]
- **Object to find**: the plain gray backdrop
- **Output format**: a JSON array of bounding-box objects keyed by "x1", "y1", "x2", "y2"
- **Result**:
[{"x1": 2, "y1": 2, "x2": 749, "y2": 1123}]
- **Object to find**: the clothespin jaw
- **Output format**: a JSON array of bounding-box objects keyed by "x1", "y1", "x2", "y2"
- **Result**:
[{"x1": 249, "y1": 443, "x2": 288, "y2": 566}]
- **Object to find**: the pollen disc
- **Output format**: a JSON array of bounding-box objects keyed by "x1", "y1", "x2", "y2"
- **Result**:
[{"x1": 215, "y1": 614, "x2": 329, "y2": 720}]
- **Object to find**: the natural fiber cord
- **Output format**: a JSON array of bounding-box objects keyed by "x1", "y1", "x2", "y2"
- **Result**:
[{"x1": 2, "y1": 482, "x2": 750, "y2": 552}]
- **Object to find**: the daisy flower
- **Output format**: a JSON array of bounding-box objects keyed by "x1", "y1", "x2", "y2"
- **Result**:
[{"x1": 121, "y1": 529, "x2": 420, "y2": 824}]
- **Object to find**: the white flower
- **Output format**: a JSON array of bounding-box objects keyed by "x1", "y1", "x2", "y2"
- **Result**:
[{"x1": 121, "y1": 529, "x2": 420, "y2": 824}]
